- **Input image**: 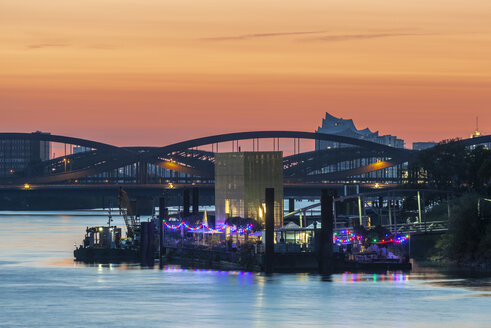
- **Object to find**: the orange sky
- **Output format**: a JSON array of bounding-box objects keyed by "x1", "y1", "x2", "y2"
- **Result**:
[{"x1": 1, "y1": 0, "x2": 490, "y2": 147}]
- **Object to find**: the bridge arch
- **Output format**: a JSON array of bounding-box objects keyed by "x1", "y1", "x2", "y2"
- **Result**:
[{"x1": 2, "y1": 131, "x2": 489, "y2": 184}]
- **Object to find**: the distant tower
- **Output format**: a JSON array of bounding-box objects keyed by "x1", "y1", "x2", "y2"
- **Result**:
[
  {"x1": 470, "y1": 116, "x2": 489, "y2": 150},
  {"x1": 471, "y1": 116, "x2": 482, "y2": 138}
]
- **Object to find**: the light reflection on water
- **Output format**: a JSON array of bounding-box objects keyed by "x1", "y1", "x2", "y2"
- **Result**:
[{"x1": 1, "y1": 211, "x2": 491, "y2": 328}]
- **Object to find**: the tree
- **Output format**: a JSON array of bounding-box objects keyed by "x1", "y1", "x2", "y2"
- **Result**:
[
  {"x1": 416, "y1": 139, "x2": 467, "y2": 190},
  {"x1": 409, "y1": 140, "x2": 491, "y2": 194},
  {"x1": 436, "y1": 194, "x2": 491, "y2": 263}
]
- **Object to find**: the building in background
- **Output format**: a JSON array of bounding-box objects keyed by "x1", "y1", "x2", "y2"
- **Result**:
[
  {"x1": 215, "y1": 152, "x2": 283, "y2": 228},
  {"x1": 470, "y1": 117, "x2": 490, "y2": 150},
  {"x1": 412, "y1": 142, "x2": 437, "y2": 151},
  {"x1": 0, "y1": 131, "x2": 51, "y2": 178},
  {"x1": 315, "y1": 112, "x2": 404, "y2": 150},
  {"x1": 73, "y1": 146, "x2": 92, "y2": 154},
  {"x1": 313, "y1": 113, "x2": 405, "y2": 182}
]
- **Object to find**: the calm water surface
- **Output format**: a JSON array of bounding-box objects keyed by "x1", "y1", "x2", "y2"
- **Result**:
[{"x1": 1, "y1": 211, "x2": 490, "y2": 327}]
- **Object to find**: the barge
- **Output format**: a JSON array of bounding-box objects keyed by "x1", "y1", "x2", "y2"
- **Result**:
[
  {"x1": 74, "y1": 225, "x2": 139, "y2": 263},
  {"x1": 74, "y1": 188, "x2": 144, "y2": 263}
]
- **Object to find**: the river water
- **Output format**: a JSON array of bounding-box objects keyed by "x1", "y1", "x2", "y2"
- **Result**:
[{"x1": 1, "y1": 211, "x2": 490, "y2": 327}]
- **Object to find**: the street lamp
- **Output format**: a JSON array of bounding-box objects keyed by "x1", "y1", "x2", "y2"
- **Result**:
[{"x1": 63, "y1": 158, "x2": 70, "y2": 172}]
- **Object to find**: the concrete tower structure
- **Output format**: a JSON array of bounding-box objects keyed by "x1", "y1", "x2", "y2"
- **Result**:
[{"x1": 214, "y1": 151, "x2": 283, "y2": 228}]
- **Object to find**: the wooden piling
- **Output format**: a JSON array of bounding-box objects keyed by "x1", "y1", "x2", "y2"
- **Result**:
[
  {"x1": 265, "y1": 188, "x2": 275, "y2": 274},
  {"x1": 158, "y1": 197, "x2": 165, "y2": 263},
  {"x1": 319, "y1": 189, "x2": 334, "y2": 274}
]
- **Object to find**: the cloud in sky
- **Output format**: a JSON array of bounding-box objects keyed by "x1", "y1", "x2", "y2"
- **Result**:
[
  {"x1": 201, "y1": 31, "x2": 433, "y2": 43},
  {"x1": 26, "y1": 43, "x2": 119, "y2": 50},
  {"x1": 201, "y1": 31, "x2": 326, "y2": 41},
  {"x1": 306, "y1": 32, "x2": 430, "y2": 42},
  {"x1": 86, "y1": 44, "x2": 120, "y2": 49},
  {"x1": 27, "y1": 43, "x2": 69, "y2": 49}
]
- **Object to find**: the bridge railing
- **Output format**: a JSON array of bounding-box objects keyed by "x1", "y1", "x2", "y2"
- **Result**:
[
  {"x1": 383, "y1": 221, "x2": 448, "y2": 234},
  {"x1": 331, "y1": 220, "x2": 448, "y2": 236}
]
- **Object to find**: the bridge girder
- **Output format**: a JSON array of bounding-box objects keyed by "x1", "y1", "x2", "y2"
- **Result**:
[{"x1": 1, "y1": 131, "x2": 489, "y2": 185}]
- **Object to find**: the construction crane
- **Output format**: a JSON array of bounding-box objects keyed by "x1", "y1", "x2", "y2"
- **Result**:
[{"x1": 118, "y1": 187, "x2": 139, "y2": 238}]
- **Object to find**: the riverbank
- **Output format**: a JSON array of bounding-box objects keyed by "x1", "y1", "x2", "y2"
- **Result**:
[{"x1": 413, "y1": 258, "x2": 491, "y2": 275}]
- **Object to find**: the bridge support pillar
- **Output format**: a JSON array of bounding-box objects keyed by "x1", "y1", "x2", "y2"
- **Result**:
[
  {"x1": 137, "y1": 160, "x2": 148, "y2": 184},
  {"x1": 289, "y1": 198, "x2": 295, "y2": 213},
  {"x1": 130, "y1": 200, "x2": 138, "y2": 218},
  {"x1": 136, "y1": 196, "x2": 154, "y2": 216},
  {"x1": 183, "y1": 189, "x2": 190, "y2": 217},
  {"x1": 192, "y1": 187, "x2": 199, "y2": 214}
]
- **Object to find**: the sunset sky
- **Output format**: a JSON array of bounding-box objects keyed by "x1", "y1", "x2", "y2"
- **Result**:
[{"x1": 1, "y1": 0, "x2": 490, "y2": 147}]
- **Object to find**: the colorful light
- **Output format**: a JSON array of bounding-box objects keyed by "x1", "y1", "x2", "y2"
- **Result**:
[
  {"x1": 163, "y1": 220, "x2": 409, "y2": 243},
  {"x1": 163, "y1": 221, "x2": 254, "y2": 235},
  {"x1": 333, "y1": 231, "x2": 408, "y2": 245}
]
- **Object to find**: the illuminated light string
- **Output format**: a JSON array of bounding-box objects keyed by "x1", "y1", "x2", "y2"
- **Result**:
[
  {"x1": 163, "y1": 265, "x2": 254, "y2": 275},
  {"x1": 333, "y1": 230, "x2": 409, "y2": 245},
  {"x1": 163, "y1": 221, "x2": 253, "y2": 235},
  {"x1": 164, "y1": 221, "x2": 410, "y2": 243}
]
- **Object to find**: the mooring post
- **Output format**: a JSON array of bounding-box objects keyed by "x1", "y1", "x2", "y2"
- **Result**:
[
  {"x1": 319, "y1": 189, "x2": 334, "y2": 274},
  {"x1": 358, "y1": 196, "x2": 363, "y2": 226},
  {"x1": 393, "y1": 192, "x2": 397, "y2": 235},
  {"x1": 140, "y1": 222, "x2": 148, "y2": 264},
  {"x1": 417, "y1": 191, "x2": 422, "y2": 224},
  {"x1": 147, "y1": 220, "x2": 155, "y2": 265},
  {"x1": 158, "y1": 197, "x2": 165, "y2": 263},
  {"x1": 333, "y1": 200, "x2": 337, "y2": 230},
  {"x1": 422, "y1": 192, "x2": 427, "y2": 233},
  {"x1": 447, "y1": 193, "x2": 451, "y2": 220},
  {"x1": 265, "y1": 188, "x2": 275, "y2": 274},
  {"x1": 388, "y1": 193, "x2": 392, "y2": 228}
]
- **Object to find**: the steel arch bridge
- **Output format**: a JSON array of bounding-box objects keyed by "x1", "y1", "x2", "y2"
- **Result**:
[{"x1": 0, "y1": 131, "x2": 489, "y2": 186}]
